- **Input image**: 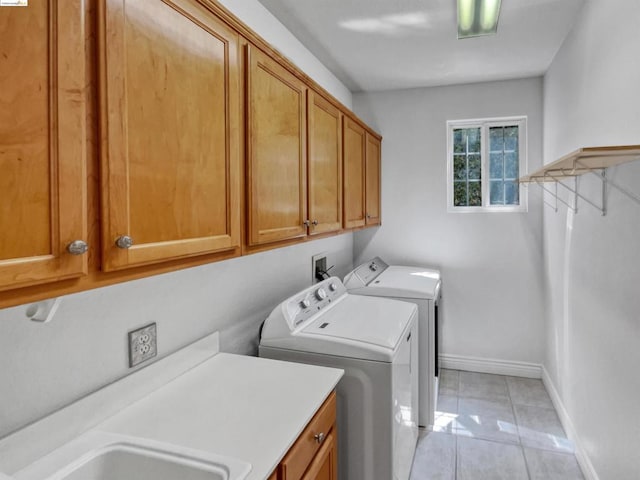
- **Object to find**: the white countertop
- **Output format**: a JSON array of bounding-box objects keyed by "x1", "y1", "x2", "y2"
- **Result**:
[
  {"x1": 95, "y1": 353, "x2": 342, "y2": 480},
  {"x1": 9, "y1": 348, "x2": 343, "y2": 480}
]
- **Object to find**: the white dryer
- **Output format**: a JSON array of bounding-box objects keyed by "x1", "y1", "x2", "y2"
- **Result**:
[
  {"x1": 344, "y1": 257, "x2": 441, "y2": 429},
  {"x1": 259, "y1": 277, "x2": 419, "y2": 480}
]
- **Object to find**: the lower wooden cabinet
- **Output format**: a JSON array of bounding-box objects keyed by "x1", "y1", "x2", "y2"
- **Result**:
[
  {"x1": 300, "y1": 431, "x2": 337, "y2": 480},
  {"x1": 271, "y1": 391, "x2": 337, "y2": 480}
]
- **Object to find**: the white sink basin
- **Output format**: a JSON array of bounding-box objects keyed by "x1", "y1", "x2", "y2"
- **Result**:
[{"x1": 15, "y1": 432, "x2": 251, "y2": 480}]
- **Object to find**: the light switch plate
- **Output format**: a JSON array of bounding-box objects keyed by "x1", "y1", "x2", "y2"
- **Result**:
[{"x1": 128, "y1": 323, "x2": 157, "y2": 368}]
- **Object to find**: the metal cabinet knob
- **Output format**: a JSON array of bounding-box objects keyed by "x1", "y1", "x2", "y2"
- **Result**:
[
  {"x1": 366, "y1": 213, "x2": 371, "y2": 219},
  {"x1": 67, "y1": 240, "x2": 88, "y2": 255},
  {"x1": 314, "y1": 432, "x2": 325, "y2": 444},
  {"x1": 303, "y1": 220, "x2": 311, "y2": 227},
  {"x1": 115, "y1": 235, "x2": 134, "y2": 249},
  {"x1": 312, "y1": 220, "x2": 318, "y2": 226}
]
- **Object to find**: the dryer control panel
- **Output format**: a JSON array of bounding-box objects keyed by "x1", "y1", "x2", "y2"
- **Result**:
[
  {"x1": 285, "y1": 278, "x2": 347, "y2": 329},
  {"x1": 346, "y1": 257, "x2": 389, "y2": 287}
]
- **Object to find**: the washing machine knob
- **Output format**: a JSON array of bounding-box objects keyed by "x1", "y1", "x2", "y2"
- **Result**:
[
  {"x1": 329, "y1": 283, "x2": 338, "y2": 292},
  {"x1": 369, "y1": 262, "x2": 378, "y2": 271},
  {"x1": 315, "y1": 288, "x2": 327, "y2": 300},
  {"x1": 300, "y1": 298, "x2": 311, "y2": 309}
]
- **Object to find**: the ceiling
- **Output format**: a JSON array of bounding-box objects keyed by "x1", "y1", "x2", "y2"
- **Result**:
[{"x1": 256, "y1": 0, "x2": 585, "y2": 92}]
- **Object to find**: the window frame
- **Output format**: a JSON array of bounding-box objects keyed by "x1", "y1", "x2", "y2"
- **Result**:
[{"x1": 446, "y1": 116, "x2": 528, "y2": 213}]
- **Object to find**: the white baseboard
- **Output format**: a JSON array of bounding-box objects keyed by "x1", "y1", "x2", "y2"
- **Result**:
[
  {"x1": 439, "y1": 353, "x2": 542, "y2": 378},
  {"x1": 541, "y1": 367, "x2": 599, "y2": 480}
]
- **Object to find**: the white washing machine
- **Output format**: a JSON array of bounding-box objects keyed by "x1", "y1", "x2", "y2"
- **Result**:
[
  {"x1": 259, "y1": 277, "x2": 419, "y2": 480},
  {"x1": 344, "y1": 257, "x2": 441, "y2": 429}
]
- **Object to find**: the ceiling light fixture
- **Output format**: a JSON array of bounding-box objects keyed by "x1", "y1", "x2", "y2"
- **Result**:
[{"x1": 457, "y1": 0, "x2": 502, "y2": 39}]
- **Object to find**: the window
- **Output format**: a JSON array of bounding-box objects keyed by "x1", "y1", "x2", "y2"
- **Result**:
[{"x1": 447, "y1": 117, "x2": 527, "y2": 212}]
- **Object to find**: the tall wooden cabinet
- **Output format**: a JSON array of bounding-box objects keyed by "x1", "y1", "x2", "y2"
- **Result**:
[
  {"x1": 343, "y1": 117, "x2": 381, "y2": 229},
  {"x1": 246, "y1": 45, "x2": 308, "y2": 246},
  {"x1": 365, "y1": 132, "x2": 381, "y2": 226},
  {"x1": 307, "y1": 91, "x2": 342, "y2": 236},
  {"x1": 99, "y1": 0, "x2": 242, "y2": 271},
  {"x1": 343, "y1": 118, "x2": 366, "y2": 229},
  {"x1": 0, "y1": 1, "x2": 88, "y2": 291}
]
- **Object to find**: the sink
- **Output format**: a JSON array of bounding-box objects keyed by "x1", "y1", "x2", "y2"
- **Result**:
[
  {"x1": 54, "y1": 444, "x2": 231, "y2": 480},
  {"x1": 15, "y1": 432, "x2": 251, "y2": 480}
]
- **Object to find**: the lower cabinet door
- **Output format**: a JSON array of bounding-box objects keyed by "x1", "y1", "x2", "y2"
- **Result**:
[{"x1": 301, "y1": 431, "x2": 337, "y2": 480}]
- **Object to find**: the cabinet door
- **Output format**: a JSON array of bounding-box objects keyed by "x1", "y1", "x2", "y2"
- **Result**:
[
  {"x1": 0, "y1": 1, "x2": 87, "y2": 291},
  {"x1": 247, "y1": 45, "x2": 307, "y2": 246},
  {"x1": 307, "y1": 91, "x2": 342, "y2": 236},
  {"x1": 300, "y1": 431, "x2": 337, "y2": 480},
  {"x1": 342, "y1": 118, "x2": 366, "y2": 229},
  {"x1": 365, "y1": 132, "x2": 381, "y2": 225},
  {"x1": 100, "y1": 0, "x2": 241, "y2": 271}
]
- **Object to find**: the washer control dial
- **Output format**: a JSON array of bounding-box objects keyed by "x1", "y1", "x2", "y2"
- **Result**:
[
  {"x1": 329, "y1": 283, "x2": 338, "y2": 292},
  {"x1": 315, "y1": 288, "x2": 327, "y2": 300},
  {"x1": 300, "y1": 298, "x2": 311, "y2": 309},
  {"x1": 369, "y1": 262, "x2": 378, "y2": 271}
]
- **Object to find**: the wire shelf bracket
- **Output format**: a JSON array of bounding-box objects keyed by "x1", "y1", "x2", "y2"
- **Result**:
[{"x1": 519, "y1": 146, "x2": 640, "y2": 216}]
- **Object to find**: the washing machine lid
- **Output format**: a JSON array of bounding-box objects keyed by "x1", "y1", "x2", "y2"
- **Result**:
[
  {"x1": 259, "y1": 277, "x2": 418, "y2": 362},
  {"x1": 302, "y1": 295, "x2": 415, "y2": 353}
]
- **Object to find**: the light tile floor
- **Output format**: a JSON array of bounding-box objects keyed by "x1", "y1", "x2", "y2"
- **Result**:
[{"x1": 410, "y1": 370, "x2": 585, "y2": 480}]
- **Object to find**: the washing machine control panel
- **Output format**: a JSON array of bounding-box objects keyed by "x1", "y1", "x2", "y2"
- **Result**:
[{"x1": 288, "y1": 278, "x2": 347, "y2": 328}]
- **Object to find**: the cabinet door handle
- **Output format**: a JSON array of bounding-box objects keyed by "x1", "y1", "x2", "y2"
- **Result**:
[
  {"x1": 312, "y1": 220, "x2": 318, "y2": 226},
  {"x1": 67, "y1": 240, "x2": 89, "y2": 255},
  {"x1": 115, "y1": 235, "x2": 134, "y2": 249},
  {"x1": 303, "y1": 220, "x2": 311, "y2": 227},
  {"x1": 366, "y1": 213, "x2": 371, "y2": 219},
  {"x1": 314, "y1": 432, "x2": 325, "y2": 444}
]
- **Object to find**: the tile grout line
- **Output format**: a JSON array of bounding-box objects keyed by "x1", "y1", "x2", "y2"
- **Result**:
[
  {"x1": 506, "y1": 376, "x2": 532, "y2": 480},
  {"x1": 455, "y1": 370, "x2": 460, "y2": 480}
]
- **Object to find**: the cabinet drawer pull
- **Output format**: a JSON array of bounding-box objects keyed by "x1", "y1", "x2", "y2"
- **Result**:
[
  {"x1": 115, "y1": 235, "x2": 134, "y2": 249},
  {"x1": 67, "y1": 240, "x2": 88, "y2": 255},
  {"x1": 314, "y1": 432, "x2": 325, "y2": 444}
]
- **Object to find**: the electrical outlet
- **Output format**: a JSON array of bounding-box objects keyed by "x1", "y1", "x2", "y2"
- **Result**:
[
  {"x1": 128, "y1": 323, "x2": 157, "y2": 368},
  {"x1": 312, "y1": 252, "x2": 328, "y2": 283}
]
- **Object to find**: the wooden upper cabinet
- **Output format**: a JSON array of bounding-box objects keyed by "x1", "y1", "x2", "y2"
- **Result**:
[
  {"x1": 365, "y1": 132, "x2": 381, "y2": 225},
  {"x1": 99, "y1": 0, "x2": 241, "y2": 271},
  {"x1": 0, "y1": 1, "x2": 88, "y2": 291},
  {"x1": 307, "y1": 91, "x2": 342, "y2": 236},
  {"x1": 247, "y1": 45, "x2": 307, "y2": 246},
  {"x1": 342, "y1": 118, "x2": 366, "y2": 229}
]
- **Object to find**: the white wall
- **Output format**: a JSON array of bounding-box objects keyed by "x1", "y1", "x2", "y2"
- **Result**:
[
  {"x1": 542, "y1": 0, "x2": 640, "y2": 478},
  {"x1": 218, "y1": 0, "x2": 352, "y2": 108},
  {"x1": 0, "y1": 0, "x2": 354, "y2": 439},
  {"x1": 353, "y1": 78, "x2": 545, "y2": 365}
]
